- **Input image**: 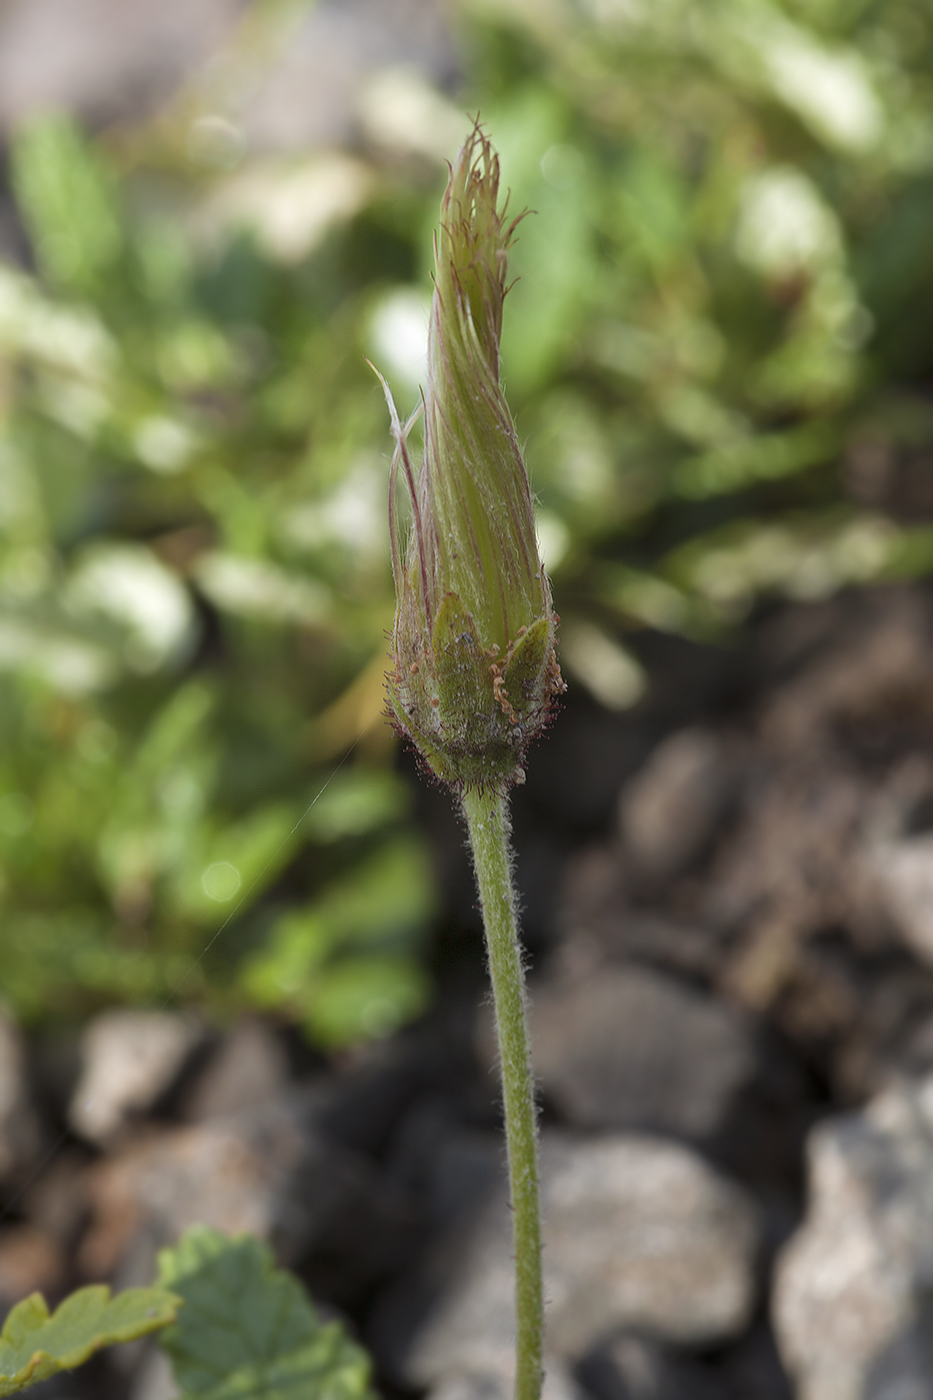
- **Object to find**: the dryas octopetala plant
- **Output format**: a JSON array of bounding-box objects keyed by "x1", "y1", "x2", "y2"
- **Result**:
[
  {"x1": 375, "y1": 123, "x2": 562, "y2": 1400},
  {"x1": 377, "y1": 125, "x2": 564, "y2": 793}
]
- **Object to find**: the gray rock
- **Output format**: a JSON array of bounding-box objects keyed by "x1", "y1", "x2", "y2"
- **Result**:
[
  {"x1": 526, "y1": 964, "x2": 757, "y2": 1141},
  {"x1": 241, "y1": 0, "x2": 458, "y2": 154},
  {"x1": 719, "y1": 1322, "x2": 794, "y2": 1400},
  {"x1": 761, "y1": 590, "x2": 933, "y2": 751},
  {"x1": 774, "y1": 1073, "x2": 933, "y2": 1400},
  {"x1": 78, "y1": 1091, "x2": 409, "y2": 1282},
  {"x1": 0, "y1": 1225, "x2": 66, "y2": 1315},
  {"x1": 427, "y1": 1358, "x2": 583, "y2": 1400},
  {"x1": 19, "y1": 1150, "x2": 88, "y2": 1249},
  {"x1": 0, "y1": 0, "x2": 457, "y2": 157},
  {"x1": 619, "y1": 729, "x2": 736, "y2": 879},
  {"x1": 869, "y1": 830, "x2": 933, "y2": 966},
  {"x1": 0, "y1": 0, "x2": 248, "y2": 131},
  {"x1": 70, "y1": 1009, "x2": 205, "y2": 1145},
  {"x1": 181, "y1": 1016, "x2": 289, "y2": 1122},
  {"x1": 577, "y1": 1332, "x2": 731, "y2": 1400},
  {"x1": 129, "y1": 1344, "x2": 179, "y2": 1400},
  {"x1": 0, "y1": 1008, "x2": 43, "y2": 1181},
  {"x1": 374, "y1": 1131, "x2": 759, "y2": 1385}
]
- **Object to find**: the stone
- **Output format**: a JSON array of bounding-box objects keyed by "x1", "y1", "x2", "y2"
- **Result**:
[
  {"x1": 181, "y1": 1017, "x2": 289, "y2": 1122},
  {"x1": 0, "y1": 0, "x2": 248, "y2": 131},
  {"x1": 20, "y1": 1151, "x2": 89, "y2": 1249},
  {"x1": 0, "y1": 1008, "x2": 43, "y2": 1181},
  {"x1": 719, "y1": 1322, "x2": 794, "y2": 1400},
  {"x1": 315, "y1": 1033, "x2": 438, "y2": 1157},
  {"x1": 525, "y1": 964, "x2": 757, "y2": 1142},
  {"x1": 858, "y1": 757, "x2": 933, "y2": 968},
  {"x1": 241, "y1": 0, "x2": 458, "y2": 154},
  {"x1": 0, "y1": 1225, "x2": 66, "y2": 1313},
  {"x1": 760, "y1": 589, "x2": 933, "y2": 752},
  {"x1": 427, "y1": 1358, "x2": 582, "y2": 1400},
  {"x1": 577, "y1": 1332, "x2": 731, "y2": 1400},
  {"x1": 773, "y1": 1073, "x2": 933, "y2": 1400},
  {"x1": 0, "y1": 0, "x2": 459, "y2": 167},
  {"x1": 558, "y1": 844, "x2": 725, "y2": 979},
  {"x1": 869, "y1": 828, "x2": 933, "y2": 967},
  {"x1": 130, "y1": 1344, "x2": 179, "y2": 1400},
  {"x1": 372, "y1": 1131, "x2": 759, "y2": 1385},
  {"x1": 78, "y1": 1091, "x2": 411, "y2": 1298},
  {"x1": 618, "y1": 729, "x2": 736, "y2": 880},
  {"x1": 69, "y1": 1009, "x2": 205, "y2": 1145}
]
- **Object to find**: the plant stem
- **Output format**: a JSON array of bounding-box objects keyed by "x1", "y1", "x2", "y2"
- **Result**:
[{"x1": 461, "y1": 783, "x2": 543, "y2": 1400}]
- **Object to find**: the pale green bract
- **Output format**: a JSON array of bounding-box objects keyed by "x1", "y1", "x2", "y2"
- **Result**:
[
  {"x1": 381, "y1": 124, "x2": 564, "y2": 792},
  {"x1": 157, "y1": 1227, "x2": 376, "y2": 1400},
  {"x1": 0, "y1": 1285, "x2": 180, "y2": 1396}
]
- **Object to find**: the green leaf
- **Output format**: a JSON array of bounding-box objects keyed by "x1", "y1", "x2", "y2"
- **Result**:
[
  {"x1": 241, "y1": 831, "x2": 435, "y2": 1039},
  {"x1": 300, "y1": 769, "x2": 411, "y2": 843},
  {"x1": 0, "y1": 1286, "x2": 180, "y2": 1396},
  {"x1": 11, "y1": 112, "x2": 124, "y2": 294},
  {"x1": 301, "y1": 954, "x2": 430, "y2": 1047},
  {"x1": 157, "y1": 1227, "x2": 376, "y2": 1400}
]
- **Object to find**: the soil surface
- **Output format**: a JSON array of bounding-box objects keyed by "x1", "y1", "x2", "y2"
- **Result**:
[{"x1": 5, "y1": 583, "x2": 933, "y2": 1399}]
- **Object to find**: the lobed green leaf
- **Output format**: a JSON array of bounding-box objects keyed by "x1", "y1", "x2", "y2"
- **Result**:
[
  {"x1": 0, "y1": 1286, "x2": 180, "y2": 1396},
  {"x1": 157, "y1": 1227, "x2": 376, "y2": 1400}
]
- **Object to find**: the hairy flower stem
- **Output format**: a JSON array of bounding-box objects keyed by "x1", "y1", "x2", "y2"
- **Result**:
[{"x1": 461, "y1": 783, "x2": 543, "y2": 1400}]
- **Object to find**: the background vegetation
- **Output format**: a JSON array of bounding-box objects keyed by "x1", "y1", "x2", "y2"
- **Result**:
[{"x1": 2, "y1": 0, "x2": 933, "y2": 1043}]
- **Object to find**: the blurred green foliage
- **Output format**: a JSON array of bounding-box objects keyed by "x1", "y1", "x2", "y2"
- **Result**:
[{"x1": 2, "y1": 0, "x2": 933, "y2": 1037}]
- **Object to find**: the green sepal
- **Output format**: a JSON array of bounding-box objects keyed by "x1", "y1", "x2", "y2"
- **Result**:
[
  {"x1": 431, "y1": 592, "x2": 494, "y2": 752},
  {"x1": 388, "y1": 593, "x2": 559, "y2": 792},
  {"x1": 501, "y1": 616, "x2": 553, "y2": 718},
  {"x1": 0, "y1": 1286, "x2": 180, "y2": 1396}
]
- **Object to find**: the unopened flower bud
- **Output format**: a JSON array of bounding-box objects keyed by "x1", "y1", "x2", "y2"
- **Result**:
[{"x1": 377, "y1": 124, "x2": 564, "y2": 791}]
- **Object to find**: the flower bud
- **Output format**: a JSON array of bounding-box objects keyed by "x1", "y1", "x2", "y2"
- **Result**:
[{"x1": 377, "y1": 124, "x2": 564, "y2": 791}]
